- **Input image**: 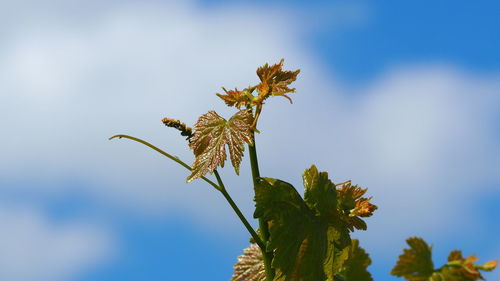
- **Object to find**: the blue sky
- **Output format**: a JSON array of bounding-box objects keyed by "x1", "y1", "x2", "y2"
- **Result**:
[
  {"x1": 0, "y1": 1, "x2": 499, "y2": 281},
  {"x1": 203, "y1": 0, "x2": 500, "y2": 81}
]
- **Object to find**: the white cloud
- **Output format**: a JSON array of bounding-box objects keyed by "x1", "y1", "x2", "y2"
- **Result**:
[
  {"x1": 0, "y1": 207, "x2": 113, "y2": 281},
  {"x1": 0, "y1": 0, "x2": 335, "y2": 219},
  {"x1": 0, "y1": 0, "x2": 498, "y2": 265}
]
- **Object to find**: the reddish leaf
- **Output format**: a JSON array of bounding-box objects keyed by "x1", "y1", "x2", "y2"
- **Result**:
[{"x1": 187, "y1": 109, "x2": 253, "y2": 182}]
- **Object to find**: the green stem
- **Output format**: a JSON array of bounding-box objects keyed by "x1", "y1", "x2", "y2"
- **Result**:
[
  {"x1": 248, "y1": 136, "x2": 275, "y2": 281},
  {"x1": 109, "y1": 134, "x2": 221, "y2": 191},
  {"x1": 109, "y1": 134, "x2": 264, "y2": 251},
  {"x1": 214, "y1": 171, "x2": 265, "y2": 250}
]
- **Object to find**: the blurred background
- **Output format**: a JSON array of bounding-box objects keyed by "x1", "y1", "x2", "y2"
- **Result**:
[{"x1": 1, "y1": 0, "x2": 499, "y2": 280}]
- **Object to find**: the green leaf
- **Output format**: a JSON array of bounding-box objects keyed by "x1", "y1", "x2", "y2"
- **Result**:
[
  {"x1": 253, "y1": 165, "x2": 356, "y2": 281},
  {"x1": 429, "y1": 267, "x2": 471, "y2": 281},
  {"x1": 303, "y1": 165, "x2": 337, "y2": 217},
  {"x1": 231, "y1": 244, "x2": 266, "y2": 281},
  {"x1": 338, "y1": 240, "x2": 373, "y2": 281},
  {"x1": 324, "y1": 227, "x2": 351, "y2": 280},
  {"x1": 391, "y1": 237, "x2": 435, "y2": 281},
  {"x1": 253, "y1": 177, "x2": 316, "y2": 281},
  {"x1": 186, "y1": 109, "x2": 253, "y2": 182}
]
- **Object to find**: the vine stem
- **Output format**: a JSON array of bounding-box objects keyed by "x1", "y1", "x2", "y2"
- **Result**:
[
  {"x1": 214, "y1": 171, "x2": 265, "y2": 250},
  {"x1": 248, "y1": 136, "x2": 276, "y2": 281},
  {"x1": 109, "y1": 134, "x2": 264, "y2": 250},
  {"x1": 110, "y1": 134, "x2": 221, "y2": 191}
]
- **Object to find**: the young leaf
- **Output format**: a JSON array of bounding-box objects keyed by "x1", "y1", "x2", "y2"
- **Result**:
[
  {"x1": 434, "y1": 250, "x2": 498, "y2": 281},
  {"x1": 231, "y1": 244, "x2": 266, "y2": 281},
  {"x1": 336, "y1": 183, "x2": 378, "y2": 231},
  {"x1": 186, "y1": 109, "x2": 253, "y2": 182},
  {"x1": 391, "y1": 237, "x2": 435, "y2": 281},
  {"x1": 393, "y1": 239, "x2": 497, "y2": 281},
  {"x1": 337, "y1": 240, "x2": 373, "y2": 281},
  {"x1": 255, "y1": 59, "x2": 300, "y2": 104},
  {"x1": 351, "y1": 197, "x2": 377, "y2": 217},
  {"x1": 216, "y1": 60, "x2": 299, "y2": 111},
  {"x1": 216, "y1": 87, "x2": 251, "y2": 109}
]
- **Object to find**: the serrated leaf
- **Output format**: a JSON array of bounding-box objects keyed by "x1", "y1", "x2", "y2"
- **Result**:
[
  {"x1": 338, "y1": 240, "x2": 373, "y2": 281},
  {"x1": 186, "y1": 109, "x2": 253, "y2": 182},
  {"x1": 253, "y1": 177, "x2": 316, "y2": 281},
  {"x1": 440, "y1": 250, "x2": 498, "y2": 280},
  {"x1": 303, "y1": 165, "x2": 337, "y2": 217},
  {"x1": 431, "y1": 266, "x2": 478, "y2": 281},
  {"x1": 336, "y1": 183, "x2": 378, "y2": 231},
  {"x1": 393, "y1": 241, "x2": 497, "y2": 281},
  {"x1": 253, "y1": 177, "x2": 309, "y2": 220},
  {"x1": 448, "y1": 250, "x2": 464, "y2": 262},
  {"x1": 324, "y1": 227, "x2": 351, "y2": 280},
  {"x1": 255, "y1": 59, "x2": 300, "y2": 104},
  {"x1": 231, "y1": 244, "x2": 266, "y2": 281},
  {"x1": 217, "y1": 60, "x2": 300, "y2": 111},
  {"x1": 336, "y1": 183, "x2": 367, "y2": 210},
  {"x1": 253, "y1": 165, "x2": 357, "y2": 281},
  {"x1": 351, "y1": 197, "x2": 377, "y2": 217},
  {"x1": 391, "y1": 237, "x2": 435, "y2": 281},
  {"x1": 216, "y1": 87, "x2": 251, "y2": 109}
]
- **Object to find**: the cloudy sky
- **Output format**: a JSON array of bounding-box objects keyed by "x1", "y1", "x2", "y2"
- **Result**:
[{"x1": 1, "y1": 0, "x2": 499, "y2": 280}]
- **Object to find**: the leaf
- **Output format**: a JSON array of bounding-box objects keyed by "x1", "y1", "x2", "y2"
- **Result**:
[
  {"x1": 253, "y1": 165, "x2": 358, "y2": 281},
  {"x1": 216, "y1": 87, "x2": 251, "y2": 109},
  {"x1": 231, "y1": 244, "x2": 266, "y2": 281},
  {"x1": 430, "y1": 265, "x2": 483, "y2": 281},
  {"x1": 324, "y1": 227, "x2": 351, "y2": 280},
  {"x1": 186, "y1": 109, "x2": 253, "y2": 182},
  {"x1": 303, "y1": 165, "x2": 337, "y2": 217},
  {"x1": 393, "y1": 240, "x2": 497, "y2": 281},
  {"x1": 479, "y1": 260, "x2": 498, "y2": 272},
  {"x1": 391, "y1": 237, "x2": 435, "y2": 281},
  {"x1": 436, "y1": 250, "x2": 498, "y2": 281},
  {"x1": 253, "y1": 177, "x2": 316, "y2": 281},
  {"x1": 336, "y1": 183, "x2": 378, "y2": 231},
  {"x1": 336, "y1": 183, "x2": 368, "y2": 210},
  {"x1": 351, "y1": 197, "x2": 377, "y2": 217},
  {"x1": 255, "y1": 59, "x2": 300, "y2": 104},
  {"x1": 216, "y1": 60, "x2": 299, "y2": 111},
  {"x1": 337, "y1": 239, "x2": 373, "y2": 281}
]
